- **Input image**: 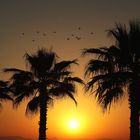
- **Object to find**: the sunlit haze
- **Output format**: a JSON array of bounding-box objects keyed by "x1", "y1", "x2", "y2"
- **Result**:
[
  {"x1": 68, "y1": 119, "x2": 79, "y2": 129},
  {"x1": 0, "y1": 0, "x2": 140, "y2": 140}
]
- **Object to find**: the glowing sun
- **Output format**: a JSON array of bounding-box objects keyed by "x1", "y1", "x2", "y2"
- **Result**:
[{"x1": 68, "y1": 119, "x2": 79, "y2": 129}]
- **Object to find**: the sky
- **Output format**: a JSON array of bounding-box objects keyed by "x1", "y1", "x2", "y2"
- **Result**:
[{"x1": 0, "y1": 0, "x2": 140, "y2": 140}]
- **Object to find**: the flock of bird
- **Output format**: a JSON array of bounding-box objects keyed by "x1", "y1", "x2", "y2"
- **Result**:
[{"x1": 21, "y1": 27, "x2": 94, "y2": 43}]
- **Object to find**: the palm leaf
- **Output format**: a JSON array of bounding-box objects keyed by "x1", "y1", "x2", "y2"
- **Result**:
[
  {"x1": 85, "y1": 60, "x2": 111, "y2": 76},
  {"x1": 0, "y1": 80, "x2": 8, "y2": 87},
  {"x1": 64, "y1": 77, "x2": 84, "y2": 85},
  {"x1": 25, "y1": 96, "x2": 40, "y2": 115},
  {"x1": 13, "y1": 93, "x2": 26, "y2": 107},
  {"x1": 0, "y1": 93, "x2": 13, "y2": 101},
  {"x1": 66, "y1": 91, "x2": 77, "y2": 105},
  {"x1": 50, "y1": 82, "x2": 76, "y2": 96},
  {"x1": 13, "y1": 86, "x2": 35, "y2": 107},
  {"x1": 54, "y1": 59, "x2": 78, "y2": 71},
  {"x1": 82, "y1": 48, "x2": 106, "y2": 56},
  {"x1": 0, "y1": 80, "x2": 13, "y2": 101},
  {"x1": 25, "y1": 48, "x2": 56, "y2": 77},
  {"x1": 3, "y1": 68, "x2": 26, "y2": 73},
  {"x1": 98, "y1": 87, "x2": 124, "y2": 110},
  {"x1": 85, "y1": 74, "x2": 108, "y2": 92}
]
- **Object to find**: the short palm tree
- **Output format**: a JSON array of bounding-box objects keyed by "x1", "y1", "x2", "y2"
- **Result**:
[
  {"x1": 82, "y1": 20, "x2": 140, "y2": 140},
  {"x1": 0, "y1": 80, "x2": 13, "y2": 108},
  {"x1": 4, "y1": 48, "x2": 84, "y2": 140}
]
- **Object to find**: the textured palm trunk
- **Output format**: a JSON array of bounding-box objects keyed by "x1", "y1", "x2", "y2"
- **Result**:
[
  {"x1": 129, "y1": 74, "x2": 140, "y2": 140},
  {"x1": 39, "y1": 83, "x2": 48, "y2": 140},
  {"x1": 130, "y1": 104, "x2": 139, "y2": 140}
]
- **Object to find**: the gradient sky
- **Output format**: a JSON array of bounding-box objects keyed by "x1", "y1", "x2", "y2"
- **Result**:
[{"x1": 0, "y1": 0, "x2": 140, "y2": 140}]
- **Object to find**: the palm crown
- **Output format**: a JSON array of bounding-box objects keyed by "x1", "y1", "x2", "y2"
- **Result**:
[
  {"x1": 4, "y1": 48, "x2": 84, "y2": 140},
  {"x1": 82, "y1": 20, "x2": 140, "y2": 140}
]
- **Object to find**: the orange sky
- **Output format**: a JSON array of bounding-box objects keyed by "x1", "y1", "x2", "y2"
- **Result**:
[{"x1": 0, "y1": 0, "x2": 140, "y2": 139}]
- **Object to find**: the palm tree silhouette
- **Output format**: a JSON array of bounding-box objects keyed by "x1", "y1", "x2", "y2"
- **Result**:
[
  {"x1": 82, "y1": 20, "x2": 140, "y2": 140},
  {"x1": 4, "y1": 48, "x2": 84, "y2": 140},
  {"x1": 0, "y1": 80, "x2": 13, "y2": 108}
]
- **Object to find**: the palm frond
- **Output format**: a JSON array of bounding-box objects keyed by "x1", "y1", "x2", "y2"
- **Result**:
[
  {"x1": 10, "y1": 72, "x2": 33, "y2": 83},
  {"x1": 54, "y1": 71, "x2": 72, "y2": 79},
  {"x1": 3, "y1": 68, "x2": 26, "y2": 73},
  {"x1": 85, "y1": 74, "x2": 108, "y2": 92},
  {"x1": 25, "y1": 96, "x2": 40, "y2": 115},
  {"x1": 0, "y1": 80, "x2": 8, "y2": 87},
  {"x1": 54, "y1": 59, "x2": 78, "y2": 71},
  {"x1": 45, "y1": 79, "x2": 60, "y2": 86},
  {"x1": 85, "y1": 71, "x2": 131, "y2": 110},
  {"x1": 10, "y1": 81, "x2": 35, "y2": 97},
  {"x1": 107, "y1": 23, "x2": 127, "y2": 39},
  {"x1": 107, "y1": 45, "x2": 120, "y2": 58},
  {"x1": 50, "y1": 87, "x2": 77, "y2": 105},
  {"x1": 13, "y1": 93, "x2": 26, "y2": 108},
  {"x1": 50, "y1": 82, "x2": 76, "y2": 96},
  {"x1": 85, "y1": 60, "x2": 110, "y2": 76},
  {"x1": 96, "y1": 72, "x2": 130, "y2": 91},
  {"x1": 98, "y1": 87, "x2": 124, "y2": 111},
  {"x1": 13, "y1": 86, "x2": 36, "y2": 107},
  {"x1": 47, "y1": 96, "x2": 54, "y2": 107},
  {"x1": 66, "y1": 91, "x2": 77, "y2": 105},
  {"x1": 64, "y1": 77, "x2": 84, "y2": 85},
  {"x1": 82, "y1": 48, "x2": 106, "y2": 56},
  {"x1": 0, "y1": 93, "x2": 13, "y2": 101},
  {"x1": 45, "y1": 71, "x2": 72, "y2": 81},
  {"x1": 25, "y1": 48, "x2": 56, "y2": 77},
  {"x1": 0, "y1": 80, "x2": 13, "y2": 101}
]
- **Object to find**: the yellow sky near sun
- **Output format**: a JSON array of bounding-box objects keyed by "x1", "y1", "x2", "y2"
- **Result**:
[
  {"x1": 46, "y1": 87, "x2": 129, "y2": 140},
  {"x1": 0, "y1": 35, "x2": 130, "y2": 140},
  {"x1": 0, "y1": 96, "x2": 129, "y2": 139}
]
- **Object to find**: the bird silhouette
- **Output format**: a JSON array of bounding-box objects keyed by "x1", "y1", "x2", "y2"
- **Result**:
[
  {"x1": 43, "y1": 33, "x2": 47, "y2": 36},
  {"x1": 78, "y1": 27, "x2": 81, "y2": 30},
  {"x1": 76, "y1": 36, "x2": 81, "y2": 40},
  {"x1": 71, "y1": 34, "x2": 74, "y2": 37},
  {"x1": 36, "y1": 31, "x2": 40, "y2": 34}
]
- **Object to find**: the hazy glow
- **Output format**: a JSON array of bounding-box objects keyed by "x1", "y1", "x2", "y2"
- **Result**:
[
  {"x1": 1, "y1": 0, "x2": 139, "y2": 139},
  {"x1": 68, "y1": 119, "x2": 79, "y2": 129}
]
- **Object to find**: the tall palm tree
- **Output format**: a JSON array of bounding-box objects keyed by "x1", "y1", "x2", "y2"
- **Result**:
[
  {"x1": 4, "y1": 48, "x2": 84, "y2": 140},
  {"x1": 82, "y1": 20, "x2": 140, "y2": 140},
  {"x1": 0, "y1": 80, "x2": 13, "y2": 109}
]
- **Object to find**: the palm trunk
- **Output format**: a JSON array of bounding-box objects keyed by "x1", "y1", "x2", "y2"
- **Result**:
[
  {"x1": 39, "y1": 83, "x2": 48, "y2": 140},
  {"x1": 129, "y1": 76, "x2": 140, "y2": 140},
  {"x1": 130, "y1": 105, "x2": 139, "y2": 140}
]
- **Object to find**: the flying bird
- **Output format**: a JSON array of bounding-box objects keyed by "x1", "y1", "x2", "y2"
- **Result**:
[
  {"x1": 71, "y1": 34, "x2": 74, "y2": 37},
  {"x1": 36, "y1": 30, "x2": 40, "y2": 34},
  {"x1": 78, "y1": 27, "x2": 81, "y2": 30},
  {"x1": 43, "y1": 33, "x2": 47, "y2": 36},
  {"x1": 76, "y1": 36, "x2": 81, "y2": 40}
]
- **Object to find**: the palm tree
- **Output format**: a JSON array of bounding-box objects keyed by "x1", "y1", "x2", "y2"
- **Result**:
[
  {"x1": 0, "y1": 80, "x2": 13, "y2": 109},
  {"x1": 82, "y1": 20, "x2": 140, "y2": 140},
  {"x1": 4, "y1": 48, "x2": 84, "y2": 140}
]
